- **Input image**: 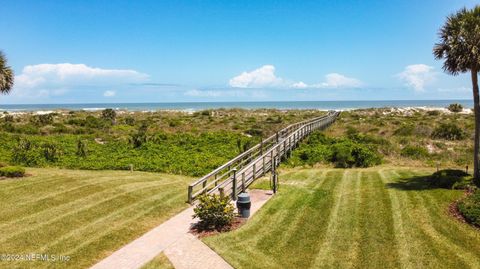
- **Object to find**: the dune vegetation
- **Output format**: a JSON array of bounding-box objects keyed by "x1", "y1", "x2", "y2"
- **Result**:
[{"x1": 0, "y1": 109, "x2": 325, "y2": 176}]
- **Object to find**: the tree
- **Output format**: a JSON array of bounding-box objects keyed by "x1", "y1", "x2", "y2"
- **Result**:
[
  {"x1": 0, "y1": 51, "x2": 14, "y2": 94},
  {"x1": 433, "y1": 6, "x2": 480, "y2": 185}
]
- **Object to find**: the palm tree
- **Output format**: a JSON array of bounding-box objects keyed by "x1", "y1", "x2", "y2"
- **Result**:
[
  {"x1": 0, "y1": 51, "x2": 14, "y2": 94},
  {"x1": 434, "y1": 6, "x2": 480, "y2": 185}
]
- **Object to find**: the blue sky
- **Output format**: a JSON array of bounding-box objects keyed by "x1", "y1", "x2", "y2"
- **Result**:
[{"x1": 1, "y1": 0, "x2": 478, "y2": 104}]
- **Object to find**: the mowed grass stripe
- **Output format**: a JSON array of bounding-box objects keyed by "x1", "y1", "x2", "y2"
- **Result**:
[
  {"x1": 265, "y1": 170, "x2": 342, "y2": 268},
  {"x1": 204, "y1": 170, "x2": 344, "y2": 269},
  {"x1": 312, "y1": 170, "x2": 361, "y2": 268},
  {"x1": 389, "y1": 169, "x2": 447, "y2": 268},
  {"x1": 401, "y1": 169, "x2": 480, "y2": 267},
  {"x1": 347, "y1": 171, "x2": 399, "y2": 268},
  {"x1": 379, "y1": 169, "x2": 412, "y2": 269},
  {"x1": 206, "y1": 167, "x2": 480, "y2": 269},
  {"x1": 10, "y1": 174, "x2": 141, "y2": 207},
  {"x1": 224, "y1": 170, "x2": 334, "y2": 268},
  {"x1": 0, "y1": 168, "x2": 191, "y2": 269},
  {"x1": 0, "y1": 168, "x2": 131, "y2": 193},
  {"x1": 39, "y1": 187, "x2": 183, "y2": 253},
  {"x1": 389, "y1": 169, "x2": 479, "y2": 268},
  {"x1": 2, "y1": 181, "x2": 181, "y2": 251},
  {"x1": 423, "y1": 186, "x2": 480, "y2": 255},
  {"x1": 59, "y1": 193, "x2": 186, "y2": 268},
  {"x1": 0, "y1": 180, "x2": 180, "y2": 238}
]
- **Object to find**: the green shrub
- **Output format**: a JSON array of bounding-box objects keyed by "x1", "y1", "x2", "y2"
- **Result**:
[
  {"x1": 52, "y1": 123, "x2": 69, "y2": 133},
  {"x1": 124, "y1": 117, "x2": 135, "y2": 126},
  {"x1": 428, "y1": 169, "x2": 471, "y2": 189},
  {"x1": 296, "y1": 146, "x2": 332, "y2": 165},
  {"x1": 11, "y1": 138, "x2": 38, "y2": 166},
  {"x1": 42, "y1": 143, "x2": 59, "y2": 162},
  {"x1": 102, "y1": 108, "x2": 117, "y2": 124},
  {"x1": 0, "y1": 166, "x2": 26, "y2": 177},
  {"x1": 458, "y1": 190, "x2": 480, "y2": 226},
  {"x1": 401, "y1": 145, "x2": 429, "y2": 159},
  {"x1": 427, "y1": 110, "x2": 441, "y2": 116},
  {"x1": 330, "y1": 141, "x2": 382, "y2": 168},
  {"x1": 85, "y1": 116, "x2": 106, "y2": 129},
  {"x1": 393, "y1": 124, "x2": 414, "y2": 136},
  {"x1": 1, "y1": 123, "x2": 15, "y2": 132},
  {"x1": 193, "y1": 194, "x2": 235, "y2": 231},
  {"x1": 245, "y1": 128, "x2": 263, "y2": 136},
  {"x1": 76, "y1": 140, "x2": 88, "y2": 157},
  {"x1": 130, "y1": 124, "x2": 148, "y2": 148},
  {"x1": 31, "y1": 113, "x2": 54, "y2": 126},
  {"x1": 3, "y1": 115, "x2": 14, "y2": 122},
  {"x1": 448, "y1": 103, "x2": 463, "y2": 113},
  {"x1": 432, "y1": 123, "x2": 466, "y2": 140},
  {"x1": 15, "y1": 124, "x2": 40, "y2": 134}
]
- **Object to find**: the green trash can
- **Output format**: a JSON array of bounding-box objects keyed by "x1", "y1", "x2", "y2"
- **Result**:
[{"x1": 236, "y1": 193, "x2": 251, "y2": 218}]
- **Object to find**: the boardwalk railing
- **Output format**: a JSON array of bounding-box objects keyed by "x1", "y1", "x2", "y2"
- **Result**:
[{"x1": 187, "y1": 111, "x2": 340, "y2": 203}]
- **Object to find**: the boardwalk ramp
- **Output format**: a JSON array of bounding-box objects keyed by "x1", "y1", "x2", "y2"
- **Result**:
[{"x1": 187, "y1": 111, "x2": 340, "y2": 203}]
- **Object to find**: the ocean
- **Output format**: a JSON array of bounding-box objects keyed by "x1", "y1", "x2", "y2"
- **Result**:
[{"x1": 0, "y1": 100, "x2": 474, "y2": 112}]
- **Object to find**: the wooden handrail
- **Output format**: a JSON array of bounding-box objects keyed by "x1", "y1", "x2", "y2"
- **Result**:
[{"x1": 187, "y1": 111, "x2": 340, "y2": 203}]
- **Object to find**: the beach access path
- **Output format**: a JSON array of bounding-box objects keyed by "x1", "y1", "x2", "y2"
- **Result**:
[{"x1": 90, "y1": 189, "x2": 273, "y2": 269}]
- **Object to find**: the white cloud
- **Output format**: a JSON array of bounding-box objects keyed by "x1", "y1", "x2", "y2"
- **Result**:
[
  {"x1": 397, "y1": 64, "x2": 436, "y2": 91},
  {"x1": 291, "y1": 81, "x2": 308, "y2": 89},
  {"x1": 229, "y1": 65, "x2": 284, "y2": 88},
  {"x1": 316, "y1": 73, "x2": 364, "y2": 88},
  {"x1": 103, "y1": 90, "x2": 116, "y2": 97},
  {"x1": 291, "y1": 73, "x2": 363, "y2": 89},
  {"x1": 229, "y1": 65, "x2": 363, "y2": 90},
  {"x1": 12, "y1": 63, "x2": 149, "y2": 97},
  {"x1": 16, "y1": 63, "x2": 148, "y2": 88},
  {"x1": 184, "y1": 89, "x2": 225, "y2": 97}
]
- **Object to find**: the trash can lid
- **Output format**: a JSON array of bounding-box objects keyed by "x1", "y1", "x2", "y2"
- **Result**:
[{"x1": 237, "y1": 192, "x2": 250, "y2": 202}]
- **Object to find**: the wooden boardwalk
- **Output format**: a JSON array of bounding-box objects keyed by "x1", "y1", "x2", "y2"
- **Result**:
[{"x1": 188, "y1": 111, "x2": 340, "y2": 203}]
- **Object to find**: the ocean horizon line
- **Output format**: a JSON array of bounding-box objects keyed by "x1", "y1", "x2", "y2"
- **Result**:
[{"x1": 0, "y1": 99, "x2": 474, "y2": 112}]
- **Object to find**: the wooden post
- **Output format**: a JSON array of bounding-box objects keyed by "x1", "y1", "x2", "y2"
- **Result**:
[
  {"x1": 241, "y1": 172, "x2": 246, "y2": 193},
  {"x1": 232, "y1": 168, "x2": 238, "y2": 200},
  {"x1": 188, "y1": 186, "x2": 193, "y2": 204},
  {"x1": 271, "y1": 149, "x2": 274, "y2": 171},
  {"x1": 260, "y1": 138, "x2": 264, "y2": 155},
  {"x1": 219, "y1": 187, "x2": 225, "y2": 199},
  {"x1": 272, "y1": 156, "x2": 278, "y2": 194},
  {"x1": 202, "y1": 180, "x2": 207, "y2": 194},
  {"x1": 253, "y1": 163, "x2": 256, "y2": 180},
  {"x1": 276, "y1": 132, "x2": 279, "y2": 143},
  {"x1": 262, "y1": 155, "x2": 266, "y2": 176}
]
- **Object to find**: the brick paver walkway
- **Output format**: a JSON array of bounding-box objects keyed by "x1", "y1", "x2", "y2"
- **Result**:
[{"x1": 90, "y1": 189, "x2": 273, "y2": 269}]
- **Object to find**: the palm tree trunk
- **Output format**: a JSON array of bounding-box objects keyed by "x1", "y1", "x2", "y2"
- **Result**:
[{"x1": 472, "y1": 68, "x2": 480, "y2": 185}]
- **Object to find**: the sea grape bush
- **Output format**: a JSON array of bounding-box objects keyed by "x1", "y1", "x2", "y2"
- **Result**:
[
  {"x1": 432, "y1": 123, "x2": 466, "y2": 140},
  {"x1": 289, "y1": 132, "x2": 382, "y2": 168},
  {"x1": 330, "y1": 141, "x2": 382, "y2": 168},
  {"x1": 448, "y1": 103, "x2": 463, "y2": 113},
  {"x1": 2, "y1": 131, "x2": 255, "y2": 177}
]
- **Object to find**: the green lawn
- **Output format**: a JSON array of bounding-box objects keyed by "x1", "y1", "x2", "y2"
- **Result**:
[
  {"x1": 0, "y1": 168, "x2": 191, "y2": 269},
  {"x1": 204, "y1": 167, "x2": 480, "y2": 269}
]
